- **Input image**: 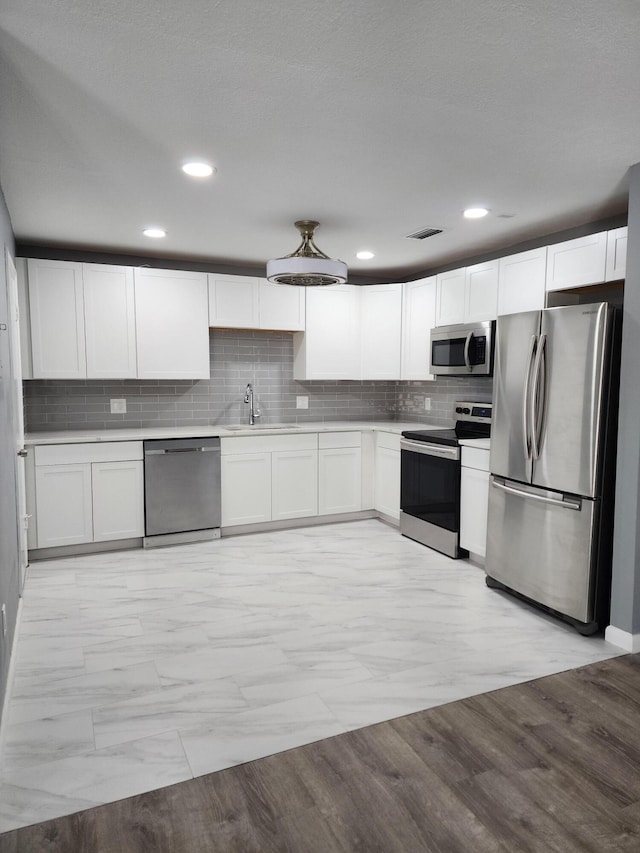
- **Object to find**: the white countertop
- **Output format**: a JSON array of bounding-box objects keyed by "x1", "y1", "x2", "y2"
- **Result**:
[
  {"x1": 459, "y1": 437, "x2": 491, "y2": 450},
  {"x1": 25, "y1": 420, "x2": 444, "y2": 446}
]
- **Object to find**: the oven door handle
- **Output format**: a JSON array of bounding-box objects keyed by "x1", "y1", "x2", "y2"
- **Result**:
[{"x1": 400, "y1": 439, "x2": 460, "y2": 460}]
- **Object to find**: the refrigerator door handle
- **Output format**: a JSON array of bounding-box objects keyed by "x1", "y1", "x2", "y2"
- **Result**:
[
  {"x1": 463, "y1": 331, "x2": 473, "y2": 372},
  {"x1": 530, "y1": 333, "x2": 548, "y2": 460},
  {"x1": 491, "y1": 478, "x2": 581, "y2": 511},
  {"x1": 522, "y1": 334, "x2": 537, "y2": 460}
]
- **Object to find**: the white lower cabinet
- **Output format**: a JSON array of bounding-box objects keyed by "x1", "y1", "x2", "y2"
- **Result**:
[
  {"x1": 220, "y1": 452, "x2": 272, "y2": 526},
  {"x1": 221, "y1": 434, "x2": 318, "y2": 527},
  {"x1": 35, "y1": 463, "x2": 93, "y2": 547},
  {"x1": 460, "y1": 445, "x2": 491, "y2": 558},
  {"x1": 374, "y1": 432, "x2": 401, "y2": 520},
  {"x1": 33, "y1": 442, "x2": 144, "y2": 549},
  {"x1": 318, "y1": 433, "x2": 362, "y2": 515},
  {"x1": 92, "y1": 460, "x2": 145, "y2": 541},
  {"x1": 272, "y1": 449, "x2": 318, "y2": 520}
]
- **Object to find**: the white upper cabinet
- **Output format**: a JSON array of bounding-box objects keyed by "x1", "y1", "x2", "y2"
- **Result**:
[
  {"x1": 83, "y1": 264, "x2": 137, "y2": 378},
  {"x1": 360, "y1": 284, "x2": 402, "y2": 380},
  {"x1": 28, "y1": 259, "x2": 86, "y2": 379},
  {"x1": 208, "y1": 275, "x2": 305, "y2": 331},
  {"x1": 545, "y1": 232, "x2": 608, "y2": 291},
  {"x1": 208, "y1": 275, "x2": 260, "y2": 328},
  {"x1": 435, "y1": 268, "x2": 466, "y2": 326},
  {"x1": 258, "y1": 280, "x2": 305, "y2": 331},
  {"x1": 465, "y1": 260, "x2": 499, "y2": 323},
  {"x1": 497, "y1": 248, "x2": 547, "y2": 316},
  {"x1": 401, "y1": 276, "x2": 436, "y2": 380},
  {"x1": 293, "y1": 285, "x2": 361, "y2": 380},
  {"x1": 436, "y1": 262, "x2": 498, "y2": 326},
  {"x1": 134, "y1": 268, "x2": 210, "y2": 379},
  {"x1": 605, "y1": 226, "x2": 627, "y2": 281}
]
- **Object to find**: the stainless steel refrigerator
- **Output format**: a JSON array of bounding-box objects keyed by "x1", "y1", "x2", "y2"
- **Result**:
[{"x1": 485, "y1": 302, "x2": 620, "y2": 634}]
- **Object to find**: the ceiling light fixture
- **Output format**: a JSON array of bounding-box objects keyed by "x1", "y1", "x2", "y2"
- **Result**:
[
  {"x1": 463, "y1": 207, "x2": 489, "y2": 219},
  {"x1": 181, "y1": 161, "x2": 215, "y2": 178},
  {"x1": 143, "y1": 227, "x2": 167, "y2": 238},
  {"x1": 356, "y1": 250, "x2": 375, "y2": 260},
  {"x1": 267, "y1": 221, "x2": 347, "y2": 286}
]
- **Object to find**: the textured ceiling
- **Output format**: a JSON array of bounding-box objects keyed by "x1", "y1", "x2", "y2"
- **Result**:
[{"x1": 0, "y1": 0, "x2": 639, "y2": 280}]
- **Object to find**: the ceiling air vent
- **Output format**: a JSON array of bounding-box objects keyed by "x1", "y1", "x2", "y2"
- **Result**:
[{"x1": 405, "y1": 227, "x2": 443, "y2": 240}]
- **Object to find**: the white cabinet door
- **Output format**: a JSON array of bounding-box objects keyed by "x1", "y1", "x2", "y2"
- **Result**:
[
  {"x1": 92, "y1": 460, "x2": 144, "y2": 541},
  {"x1": 135, "y1": 268, "x2": 210, "y2": 379},
  {"x1": 259, "y1": 280, "x2": 305, "y2": 331},
  {"x1": 319, "y1": 447, "x2": 362, "y2": 515},
  {"x1": 460, "y1": 466, "x2": 490, "y2": 557},
  {"x1": 497, "y1": 248, "x2": 547, "y2": 316},
  {"x1": 35, "y1": 463, "x2": 93, "y2": 547},
  {"x1": 605, "y1": 227, "x2": 628, "y2": 281},
  {"x1": 272, "y1": 449, "x2": 318, "y2": 520},
  {"x1": 208, "y1": 275, "x2": 260, "y2": 328},
  {"x1": 545, "y1": 232, "x2": 608, "y2": 291},
  {"x1": 221, "y1": 452, "x2": 271, "y2": 525},
  {"x1": 465, "y1": 260, "x2": 498, "y2": 322},
  {"x1": 401, "y1": 276, "x2": 437, "y2": 380},
  {"x1": 360, "y1": 284, "x2": 402, "y2": 380},
  {"x1": 83, "y1": 264, "x2": 137, "y2": 378},
  {"x1": 294, "y1": 285, "x2": 361, "y2": 380},
  {"x1": 28, "y1": 259, "x2": 87, "y2": 379},
  {"x1": 374, "y1": 437, "x2": 401, "y2": 520},
  {"x1": 435, "y1": 268, "x2": 466, "y2": 326}
]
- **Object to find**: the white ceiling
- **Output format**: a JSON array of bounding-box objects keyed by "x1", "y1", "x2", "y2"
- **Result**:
[{"x1": 1, "y1": 0, "x2": 639, "y2": 280}]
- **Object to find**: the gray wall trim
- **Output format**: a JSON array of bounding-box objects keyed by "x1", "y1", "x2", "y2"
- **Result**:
[{"x1": 610, "y1": 165, "x2": 640, "y2": 633}]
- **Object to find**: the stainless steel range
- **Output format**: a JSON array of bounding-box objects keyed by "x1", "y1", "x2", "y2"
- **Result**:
[{"x1": 400, "y1": 402, "x2": 492, "y2": 558}]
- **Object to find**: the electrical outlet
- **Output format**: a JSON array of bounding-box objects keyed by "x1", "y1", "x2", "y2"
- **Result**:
[
  {"x1": 424, "y1": 397, "x2": 432, "y2": 411},
  {"x1": 296, "y1": 395, "x2": 309, "y2": 409},
  {"x1": 1, "y1": 604, "x2": 6, "y2": 637},
  {"x1": 110, "y1": 398, "x2": 127, "y2": 414}
]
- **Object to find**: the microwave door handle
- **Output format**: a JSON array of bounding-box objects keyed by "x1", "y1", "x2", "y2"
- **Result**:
[
  {"x1": 530, "y1": 333, "x2": 547, "y2": 459},
  {"x1": 522, "y1": 335, "x2": 537, "y2": 460},
  {"x1": 463, "y1": 332, "x2": 473, "y2": 372}
]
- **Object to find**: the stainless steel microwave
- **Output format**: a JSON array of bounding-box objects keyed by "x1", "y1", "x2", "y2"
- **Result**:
[{"x1": 429, "y1": 321, "x2": 495, "y2": 376}]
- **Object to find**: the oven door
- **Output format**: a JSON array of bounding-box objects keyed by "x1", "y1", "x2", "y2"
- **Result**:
[{"x1": 399, "y1": 439, "x2": 465, "y2": 558}]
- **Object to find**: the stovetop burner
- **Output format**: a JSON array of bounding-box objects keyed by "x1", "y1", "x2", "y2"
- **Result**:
[{"x1": 401, "y1": 400, "x2": 492, "y2": 446}]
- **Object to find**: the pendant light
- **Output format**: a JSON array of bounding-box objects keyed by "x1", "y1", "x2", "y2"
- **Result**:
[{"x1": 266, "y1": 220, "x2": 347, "y2": 286}]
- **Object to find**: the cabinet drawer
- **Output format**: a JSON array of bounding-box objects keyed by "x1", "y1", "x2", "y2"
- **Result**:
[
  {"x1": 318, "y1": 431, "x2": 361, "y2": 449},
  {"x1": 461, "y1": 446, "x2": 490, "y2": 472},
  {"x1": 220, "y1": 432, "x2": 317, "y2": 455},
  {"x1": 375, "y1": 432, "x2": 401, "y2": 452},
  {"x1": 35, "y1": 441, "x2": 143, "y2": 466}
]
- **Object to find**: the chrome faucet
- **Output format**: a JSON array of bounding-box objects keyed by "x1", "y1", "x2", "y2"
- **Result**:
[{"x1": 244, "y1": 383, "x2": 261, "y2": 425}]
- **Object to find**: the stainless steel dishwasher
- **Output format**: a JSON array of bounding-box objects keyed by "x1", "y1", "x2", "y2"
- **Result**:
[{"x1": 143, "y1": 437, "x2": 221, "y2": 547}]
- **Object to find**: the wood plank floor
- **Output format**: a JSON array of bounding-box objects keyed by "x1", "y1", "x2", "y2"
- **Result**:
[{"x1": 2, "y1": 652, "x2": 640, "y2": 853}]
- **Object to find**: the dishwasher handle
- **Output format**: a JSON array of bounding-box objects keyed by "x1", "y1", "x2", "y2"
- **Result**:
[{"x1": 145, "y1": 446, "x2": 217, "y2": 455}]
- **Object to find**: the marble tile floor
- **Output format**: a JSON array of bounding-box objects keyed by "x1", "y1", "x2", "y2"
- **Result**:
[{"x1": 0, "y1": 519, "x2": 623, "y2": 833}]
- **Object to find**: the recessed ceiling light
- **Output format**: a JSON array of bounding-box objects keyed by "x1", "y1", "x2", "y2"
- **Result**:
[
  {"x1": 463, "y1": 207, "x2": 490, "y2": 219},
  {"x1": 143, "y1": 227, "x2": 167, "y2": 238},
  {"x1": 181, "y1": 161, "x2": 215, "y2": 178},
  {"x1": 356, "y1": 250, "x2": 375, "y2": 260}
]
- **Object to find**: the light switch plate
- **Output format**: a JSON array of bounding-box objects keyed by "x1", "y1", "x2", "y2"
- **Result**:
[
  {"x1": 296, "y1": 395, "x2": 309, "y2": 409},
  {"x1": 424, "y1": 397, "x2": 431, "y2": 411},
  {"x1": 110, "y1": 398, "x2": 127, "y2": 414}
]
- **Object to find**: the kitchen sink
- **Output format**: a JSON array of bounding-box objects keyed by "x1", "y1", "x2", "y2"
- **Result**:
[{"x1": 224, "y1": 424, "x2": 301, "y2": 431}]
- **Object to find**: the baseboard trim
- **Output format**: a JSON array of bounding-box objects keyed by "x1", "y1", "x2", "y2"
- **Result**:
[
  {"x1": 604, "y1": 625, "x2": 640, "y2": 651},
  {"x1": 221, "y1": 510, "x2": 377, "y2": 537}
]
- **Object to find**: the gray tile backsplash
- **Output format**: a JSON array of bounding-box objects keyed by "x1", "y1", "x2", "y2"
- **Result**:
[{"x1": 24, "y1": 330, "x2": 494, "y2": 432}]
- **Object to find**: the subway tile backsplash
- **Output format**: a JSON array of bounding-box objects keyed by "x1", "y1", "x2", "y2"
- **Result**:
[{"x1": 24, "y1": 330, "x2": 494, "y2": 432}]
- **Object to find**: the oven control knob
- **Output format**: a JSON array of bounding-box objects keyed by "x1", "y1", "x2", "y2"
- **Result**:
[
  {"x1": 462, "y1": 407, "x2": 470, "y2": 414},
  {"x1": 455, "y1": 406, "x2": 463, "y2": 413}
]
